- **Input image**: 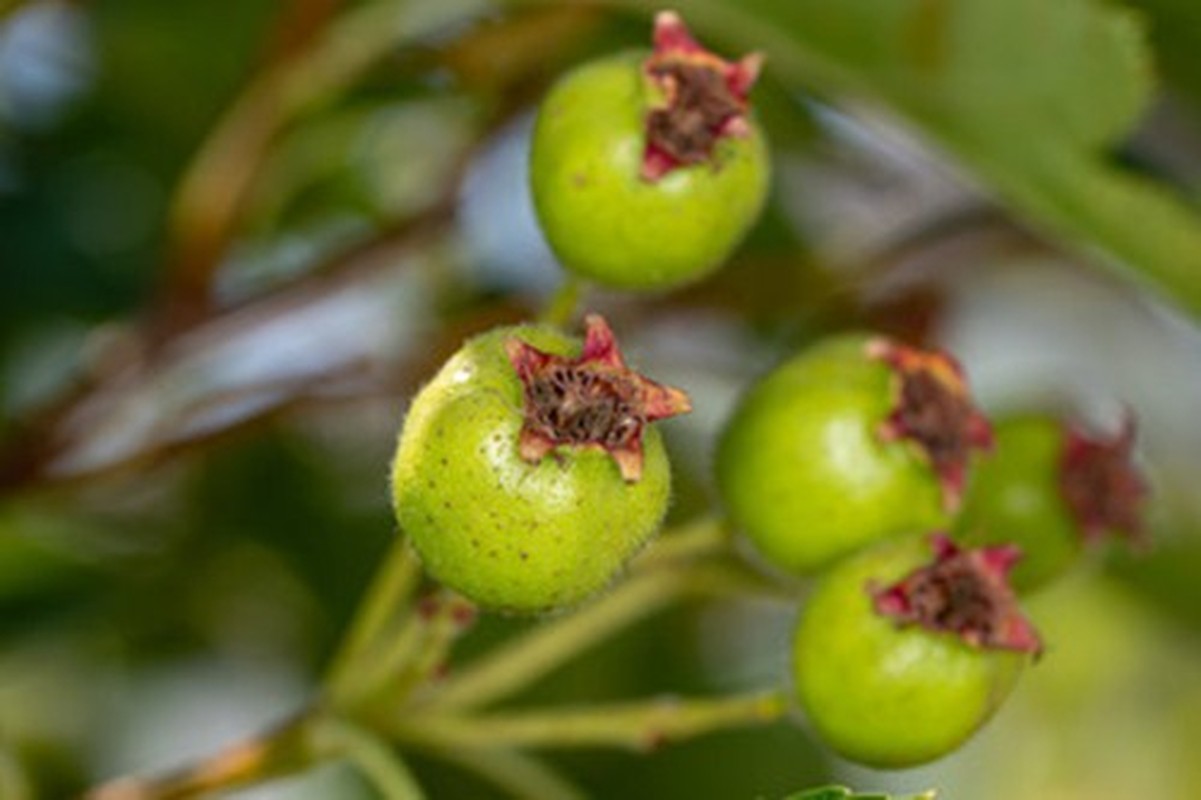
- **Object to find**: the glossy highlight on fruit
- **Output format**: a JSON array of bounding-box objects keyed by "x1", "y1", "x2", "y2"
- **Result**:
[
  {"x1": 792, "y1": 534, "x2": 1039, "y2": 768},
  {"x1": 390, "y1": 315, "x2": 690, "y2": 613},
  {"x1": 717, "y1": 333, "x2": 992, "y2": 575},
  {"x1": 529, "y1": 11, "x2": 769, "y2": 290},
  {"x1": 956, "y1": 414, "x2": 1148, "y2": 591}
]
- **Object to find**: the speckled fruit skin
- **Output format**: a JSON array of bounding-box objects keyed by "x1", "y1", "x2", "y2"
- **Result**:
[
  {"x1": 792, "y1": 535, "x2": 1026, "y2": 768},
  {"x1": 390, "y1": 324, "x2": 671, "y2": 614},
  {"x1": 716, "y1": 334, "x2": 947, "y2": 575},
  {"x1": 955, "y1": 416, "x2": 1082, "y2": 592},
  {"x1": 530, "y1": 52, "x2": 769, "y2": 291}
]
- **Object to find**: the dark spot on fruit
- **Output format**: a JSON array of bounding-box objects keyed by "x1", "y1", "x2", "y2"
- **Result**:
[{"x1": 519, "y1": 551, "x2": 529, "y2": 561}]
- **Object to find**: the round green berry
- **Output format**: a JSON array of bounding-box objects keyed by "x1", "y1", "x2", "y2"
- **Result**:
[
  {"x1": 792, "y1": 534, "x2": 1037, "y2": 768},
  {"x1": 390, "y1": 316, "x2": 689, "y2": 613},
  {"x1": 529, "y1": 13, "x2": 769, "y2": 291},
  {"x1": 717, "y1": 334, "x2": 992, "y2": 575},
  {"x1": 956, "y1": 414, "x2": 1147, "y2": 592}
]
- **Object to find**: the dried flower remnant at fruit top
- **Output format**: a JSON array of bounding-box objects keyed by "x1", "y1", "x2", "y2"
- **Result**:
[
  {"x1": 874, "y1": 534, "x2": 1042, "y2": 655},
  {"x1": 641, "y1": 11, "x2": 763, "y2": 181},
  {"x1": 869, "y1": 338, "x2": 994, "y2": 512},
  {"x1": 1060, "y1": 415, "x2": 1148, "y2": 545},
  {"x1": 505, "y1": 315, "x2": 691, "y2": 483}
]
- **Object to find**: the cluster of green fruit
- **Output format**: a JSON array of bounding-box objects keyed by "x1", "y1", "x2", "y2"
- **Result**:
[
  {"x1": 388, "y1": 10, "x2": 1148, "y2": 771},
  {"x1": 392, "y1": 11, "x2": 762, "y2": 612},
  {"x1": 720, "y1": 332, "x2": 1146, "y2": 766}
]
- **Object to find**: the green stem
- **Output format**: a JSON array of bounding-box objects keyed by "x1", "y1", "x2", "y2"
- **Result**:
[
  {"x1": 423, "y1": 748, "x2": 587, "y2": 800},
  {"x1": 538, "y1": 276, "x2": 585, "y2": 328},
  {"x1": 423, "y1": 560, "x2": 772, "y2": 713},
  {"x1": 390, "y1": 691, "x2": 788, "y2": 751},
  {"x1": 311, "y1": 719, "x2": 427, "y2": 800},
  {"x1": 384, "y1": 591, "x2": 477, "y2": 705},
  {"x1": 0, "y1": 744, "x2": 32, "y2": 800},
  {"x1": 337, "y1": 589, "x2": 475, "y2": 712},
  {"x1": 325, "y1": 539, "x2": 422, "y2": 702}
]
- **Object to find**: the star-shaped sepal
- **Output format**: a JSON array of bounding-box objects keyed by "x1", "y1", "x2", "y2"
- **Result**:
[
  {"x1": 873, "y1": 534, "x2": 1043, "y2": 655},
  {"x1": 1059, "y1": 414, "x2": 1149, "y2": 547},
  {"x1": 868, "y1": 338, "x2": 994, "y2": 512},
  {"x1": 504, "y1": 315, "x2": 692, "y2": 482},
  {"x1": 640, "y1": 10, "x2": 763, "y2": 181}
]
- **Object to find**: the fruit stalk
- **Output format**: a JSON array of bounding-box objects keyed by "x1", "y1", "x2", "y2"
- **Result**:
[
  {"x1": 386, "y1": 691, "x2": 788, "y2": 751},
  {"x1": 424, "y1": 557, "x2": 771, "y2": 712}
]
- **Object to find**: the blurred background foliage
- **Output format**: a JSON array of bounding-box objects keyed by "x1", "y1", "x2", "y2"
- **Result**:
[{"x1": 3, "y1": 0, "x2": 1201, "y2": 797}]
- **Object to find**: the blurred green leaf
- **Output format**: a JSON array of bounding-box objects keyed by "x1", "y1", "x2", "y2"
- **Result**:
[
  {"x1": 1130, "y1": 0, "x2": 1201, "y2": 110},
  {"x1": 249, "y1": 97, "x2": 479, "y2": 232},
  {"x1": 0, "y1": 512, "x2": 104, "y2": 639},
  {"x1": 783, "y1": 786, "x2": 936, "y2": 800},
  {"x1": 595, "y1": 0, "x2": 1201, "y2": 315}
]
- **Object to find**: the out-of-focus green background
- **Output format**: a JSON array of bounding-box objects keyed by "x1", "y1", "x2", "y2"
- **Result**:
[{"x1": 3, "y1": 0, "x2": 1201, "y2": 797}]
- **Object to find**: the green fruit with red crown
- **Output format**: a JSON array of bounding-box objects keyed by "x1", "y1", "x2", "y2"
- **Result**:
[
  {"x1": 390, "y1": 315, "x2": 690, "y2": 613},
  {"x1": 792, "y1": 533, "x2": 1041, "y2": 768},
  {"x1": 717, "y1": 333, "x2": 994, "y2": 575},
  {"x1": 530, "y1": 11, "x2": 770, "y2": 291}
]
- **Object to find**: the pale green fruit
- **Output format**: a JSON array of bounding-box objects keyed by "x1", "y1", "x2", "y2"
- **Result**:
[
  {"x1": 793, "y1": 535, "x2": 1029, "y2": 768},
  {"x1": 530, "y1": 51, "x2": 769, "y2": 291},
  {"x1": 390, "y1": 324, "x2": 672, "y2": 613},
  {"x1": 716, "y1": 335, "x2": 950, "y2": 575}
]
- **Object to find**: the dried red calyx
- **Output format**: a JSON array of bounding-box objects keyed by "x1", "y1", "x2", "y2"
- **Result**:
[
  {"x1": 505, "y1": 314, "x2": 691, "y2": 482},
  {"x1": 1059, "y1": 415, "x2": 1148, "y2": 545},
  {"x1": 873, "y1": 534, "x2": 1042, "y2": 654},
  {"x1": 641, "y1": 10, "x2": 763, "y2": 181},
  {"x1": 868, "y1": 338, "x2": 994, "y2": 512}
]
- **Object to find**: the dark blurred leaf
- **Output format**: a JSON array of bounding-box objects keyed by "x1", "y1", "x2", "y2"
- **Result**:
[
  {"x1": 592, "y1": 0, "x2": 1201, "y2": 316},
  {"x1": 187, "y1": 430, "x2": 394, "y2": 660},
  {"x1": 0, "y1": 0, "x2": 276, "y2": 346},
  {"x1": 1110, "y1": 523, "x2": 1201, "y2": 636},
  {"x1": 0, "y1": 517, "x2": 102, "y2": 639},
  {"x1": 1129, "y1": 0, "x2": 1201, "y2": 110}
]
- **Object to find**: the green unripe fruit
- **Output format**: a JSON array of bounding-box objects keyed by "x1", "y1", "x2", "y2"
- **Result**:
[
  {"x1": 390, "y1": 316, "x2": 689, "y2": 613},
  {"x1": 529, "y1": 12, "x2": 769, "y2": 291},
  {"x1": 956, "y1": 417, "x2": 1080, "y2": 590},
  {"x1": 956, "y1": 415, "x2": 1148, "y2": 592},
  {"x1": 792, "y1": 534, "x2": 1038, "y2": 768},
  {"x1": 717, "y1": 334, "x2": 993, "y2": 575}
]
